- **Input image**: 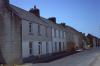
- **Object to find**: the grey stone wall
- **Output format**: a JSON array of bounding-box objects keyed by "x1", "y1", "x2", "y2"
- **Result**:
[
  {"x1": 0, "y1": 13, "x2": 6, "y2": 64},
  {"x1": 0, "y1": 9, "x2": 22, "y2": 65}
]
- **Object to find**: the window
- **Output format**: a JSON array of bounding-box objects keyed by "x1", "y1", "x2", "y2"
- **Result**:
[
  {"x1": 45, "y1": 27, "x2": 48, "y2": 37},
  {"x1": 29, "y1": 23, "x2": 32, "y2": 32},
  {"x1": 46, "y1": 42, "x2": 49, "y2": 54},
  {"x1": 56, "y1": 30, "x2": 59, "y2": 37},
  {"x1": 59, "y1": 42, "x2": 61, "y2": 51},
  {"x1": 29, "y1": 42, "x2": 32, "y2": 55},
  {"x1": 64, "y1": 32, "x2": 65, "y2": 38},
  {"x1": 60, "y1": 31, "x2": 62, "y2": 38},
  {"x1": 38, "y1": 24, "x2": 41, "y2": 35},
  {"x1": 59, "y1": 30, "x2": 61, "y2": 38},
  {"x1": 63, "y1": 42, "x2": 65, "y2": 50},
  {"x1": 55, "y1": 42, "x2": 57, "y2": 52},
  {"x1": 63, "y1": 32, "x2": 64, "y2": 38},
  {"x1": 54, "y1": 29, "x2": 56, "y2": 37},
  {"x1": 38, "y1": 42, "x2": 42, "y2": 55}
]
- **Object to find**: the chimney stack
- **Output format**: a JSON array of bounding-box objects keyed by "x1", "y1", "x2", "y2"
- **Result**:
[
  {"x1": 60, "y1": 23, "x2": 66, "y2": 27},
  {"x1": 48, "y1": 17, "x2": 56, "y2": 23},
  {"x1": 29, "y1": 5, "x2": 40, "y2": 17},
  {"x1": 0, "y1": 0, "x2": 9, "y2": 12},
  {"x1": 5, "y1": 0, "x2": 9, "y2": 4}
]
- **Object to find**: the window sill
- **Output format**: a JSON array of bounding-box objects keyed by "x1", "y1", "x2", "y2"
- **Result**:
[
  {"x1": 38, "y1": 33, "x2": 42, "y2": 36},
  {"x1": 29, "y1": 33, "x2": 34, "y2": 35}
]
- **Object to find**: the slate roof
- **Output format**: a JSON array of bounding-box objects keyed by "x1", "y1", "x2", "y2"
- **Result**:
[
  {"x1": 9, "y1": 4, "x2": 80, "y2": 34},
  {"x1": 9, "y1": 4, "x2": 48, "y2": 26}
]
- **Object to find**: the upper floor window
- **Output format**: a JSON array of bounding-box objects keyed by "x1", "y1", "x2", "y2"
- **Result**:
[
  {"x1": 60, "y1": 31, "x2": 63, "y2": 38},
  {"x1": 29, "y1": 23, "x2": 32, "y2": 33},
  {"x1": 62, "y1": 31, "x2": 66, "y2": 38},
  {"x1": 56, "y1": 30, "x2": 59, "y2": 37},
  {"x1": 54, "y1": 29, "x2": 56, "y2": 37},
  {"x1": 52, "y1": 28, "x2": 54, "y2": 37},
  {"x1": 59, "y1": 30, "x2": 61, "y2": 38},
  {"x1": 45, "y1": 27, "x2": 48, "y2": 37},
  {"x1": 63, "y1": 42, "x2": 65, "y2": 50},
  {"x1": 63, "y1": 32, "x2": 66, "y2": 38},
  {"x1": 38, "y1": 24, "x2": 41, "y2": 35}
]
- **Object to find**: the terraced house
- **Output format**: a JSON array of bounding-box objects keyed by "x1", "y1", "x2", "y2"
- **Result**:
[
  {"x1": 47, "y1": 18, "x2": 67, "y2": 53},
  {"x1": 0, "y1": 0, "x2": 93, "y2": 65},
  {"x1": 65, "y1": 25, "x2": 83, "y2": 51},
  {"x1": 21, "y1": 6, "x2": 52, "y2": 58},
  {"x1": 87, "y1": 34, "x2": 100, "y2": 48}
]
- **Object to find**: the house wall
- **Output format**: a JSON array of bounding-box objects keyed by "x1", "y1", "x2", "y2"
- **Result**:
[
  {"x1": 0, "y1": 10, "x2": 22, "y2": 65},
  {"x1": 93, "y1": 38, "x2": 96, "y2": 48},
  {"x1": 65, "y1": 26, "x2": 83, "y2": 51},
  {"x1": 73, "y1": 34, "x2": 80, "y2": 48},
  {"x1": 21, "y1": 19, "x2": 52, "y2": 58},
  {"x1": 51, "y1": 25, "x2": 67, "y2": 53}
]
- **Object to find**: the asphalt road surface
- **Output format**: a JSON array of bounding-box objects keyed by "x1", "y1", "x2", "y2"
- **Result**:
[{"x1": 30, "y1": 48, "x2": 100, "y2": 66}]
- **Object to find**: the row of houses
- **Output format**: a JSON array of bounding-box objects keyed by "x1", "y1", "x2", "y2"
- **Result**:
[
  {"x1": 0, "y1": 0, "x2": 100, "y2": 65},
  {"x1": 86, "y1": 34, "x2": 100, "y2": 48}
]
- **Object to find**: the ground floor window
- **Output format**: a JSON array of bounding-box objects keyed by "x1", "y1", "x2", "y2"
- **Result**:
[
  {"x1": 46, "y1": 42, "x2": 49, "y2": 54},
  {"x1": 29, "y1": 42, "x2": 33, "y2": 55},
  {"x1": 59, "y1": 42, "x2": 61, "y2": 51},
  {"x1": 38, "y1": 42, "x2": 42, "y2": 55},
  {"x1": 63, "y1": 42, "x2": 65, "y2": 51},
  {"x1": 55, "y1": 42, "x2": 57, "y2": 52}
]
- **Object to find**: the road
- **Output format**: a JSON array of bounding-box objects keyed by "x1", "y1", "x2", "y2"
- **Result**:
[{"x1": 22, "y1": 48, "x2": 100, "y2": 66}]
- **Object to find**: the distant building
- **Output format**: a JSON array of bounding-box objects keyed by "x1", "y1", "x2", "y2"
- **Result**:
[
  {"x1": 87, "y1": 34, "x2": 100, "y2": 48},
  {"x1": 82, "y1": 33, "x2": 88, "y2": 49}
]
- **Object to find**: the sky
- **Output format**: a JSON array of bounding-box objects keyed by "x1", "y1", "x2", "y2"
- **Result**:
[{"x1": 10, "y1": 0, "x2": 100, "y2": 38}]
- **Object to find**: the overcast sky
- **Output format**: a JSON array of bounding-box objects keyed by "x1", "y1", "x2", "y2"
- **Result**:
[{"x1": 10, "y1": 0, "x2": 100, "y2": 38}]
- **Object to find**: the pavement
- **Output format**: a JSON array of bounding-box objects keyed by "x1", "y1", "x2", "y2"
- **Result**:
[
  {"x1": 90, "y1": 51, "x2": 100, "y2": 66},
  {"x1": 19, "y1": 48, "x2": 100, "y2": 66}
]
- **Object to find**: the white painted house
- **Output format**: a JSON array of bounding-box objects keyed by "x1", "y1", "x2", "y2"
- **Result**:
[
  {"x1": 47, "y1": 18, "x2": 67, "y2": 53},
  {"x1": 19, "y1": 6, "x2": 52, "y2": 58}
]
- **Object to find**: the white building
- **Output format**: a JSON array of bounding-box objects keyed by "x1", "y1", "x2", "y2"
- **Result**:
[
  {"x1": 48, "y1": 18, "x2": 67, "y2": 53},
  {"x1": 40, "y1": 17, "x2": 67, "y2": 53},
  {"x1": 20, "y1": 6, "x2": 52, "y2": 58}
]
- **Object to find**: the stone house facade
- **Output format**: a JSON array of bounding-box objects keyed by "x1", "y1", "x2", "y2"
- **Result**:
[{"x1": 0, "y1": 0, "x2": 22, "y2": 65}]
